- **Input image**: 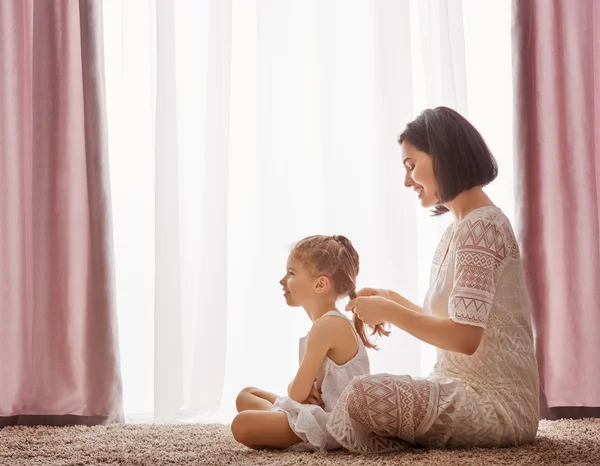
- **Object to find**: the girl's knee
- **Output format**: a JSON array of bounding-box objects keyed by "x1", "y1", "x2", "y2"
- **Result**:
[
  {"x1": 235, "y1": 386, "x2": 257, "y2": 412},
  {"x1": 236, "y1": 386, "x2": 257, "y2": 398},
  {"x1": 231, "y1": 412, "x2": 253, "y2": 446}
]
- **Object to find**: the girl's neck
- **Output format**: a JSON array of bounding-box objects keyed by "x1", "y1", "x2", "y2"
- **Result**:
[{"x1": 304, "y1": 301, "x2": 339, "y2": 322}]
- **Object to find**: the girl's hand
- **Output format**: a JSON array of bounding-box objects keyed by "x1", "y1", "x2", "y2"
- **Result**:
[
  {"x1": 346, "y1": 296, "x2": 392, "y2": 326},
  {"x1": 303, "y1": 380, "x2": 322, "y2": 405}
]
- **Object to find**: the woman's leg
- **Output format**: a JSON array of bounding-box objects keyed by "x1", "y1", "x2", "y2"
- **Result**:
[
  {"x1": 236, "y1": 387, "x2": 279, "y2": 412},
  {"x1": 327, "y1": 374, "x2": 437, "y2": 452},
  {"x1": 231, "y1": 410, "x2": 302, "y2": 450}
]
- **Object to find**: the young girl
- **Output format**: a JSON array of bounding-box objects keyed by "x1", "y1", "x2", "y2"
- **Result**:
[{"x1": 231, "y1": 234, "x2": 390, "y2": 451}]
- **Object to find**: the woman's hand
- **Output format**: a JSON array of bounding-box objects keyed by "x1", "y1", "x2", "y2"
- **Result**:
[
  {"x1": 355, "y1": 287, "x2": 392, "y2": 299},
  {"x1": 356, "y1": 287, "x2": 423, "y2": 314},
  {"x1": 345, "y1": 296, "x2": 393, "y2": 326}
]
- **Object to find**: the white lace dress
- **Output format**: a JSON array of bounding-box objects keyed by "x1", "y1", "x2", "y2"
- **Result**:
[
  {"x1": 272, "y1": 310, "x2": 370, "y2": 451},
  {"x1": 327, "y1": 206, "x2": 540, "y2": 453}
]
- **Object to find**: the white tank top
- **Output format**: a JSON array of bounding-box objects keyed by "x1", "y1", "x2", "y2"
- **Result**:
[{"x1": 298, "y1": 309, "x2": 371, "y2": 412}]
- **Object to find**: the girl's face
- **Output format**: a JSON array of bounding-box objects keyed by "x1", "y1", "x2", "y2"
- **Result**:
[
  {"x1": 401, "y1": 140, "x2": 440, "y2": 208},
  {"x1": 280, "y1": 255, "x2": 322, "y2": 307}
]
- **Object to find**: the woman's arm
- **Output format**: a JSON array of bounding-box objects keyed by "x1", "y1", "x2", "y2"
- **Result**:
[
  {"x1": 382, "y1": 300, "x2": 483, "y2": 355},
  {"x1": 386, "y1": 290, "x2": 423, "y2": 314},
  {"x1": 349, "y1": 296, "x2": 483, "y2": 355}
]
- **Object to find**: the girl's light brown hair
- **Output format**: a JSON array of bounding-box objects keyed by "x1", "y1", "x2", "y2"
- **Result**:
[{"x1": 290, "y1": 235, "x2": 390, "y2": 350}]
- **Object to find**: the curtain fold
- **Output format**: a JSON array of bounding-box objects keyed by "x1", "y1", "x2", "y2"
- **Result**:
[
  {"x1": 513, "y1": 0, "x2": 600, "y2": 415},
  {"x1": 0, "y1": 0, "x2": 122, "y2": 426}
]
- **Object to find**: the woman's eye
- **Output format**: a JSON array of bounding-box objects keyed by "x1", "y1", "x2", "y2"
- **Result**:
[{"x1": 409, "y1": 165, "x2": 415, "y2": 171}]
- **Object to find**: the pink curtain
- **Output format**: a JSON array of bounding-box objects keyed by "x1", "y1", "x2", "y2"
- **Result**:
[
  {"x1": 513, "y1": 0, "x2": 600, "y2": 416},
  {"x1": 0, "y1": 0, "x2": 123, "y2": 425}
]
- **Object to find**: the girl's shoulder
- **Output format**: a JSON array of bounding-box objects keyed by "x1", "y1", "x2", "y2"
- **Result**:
[
  {"x1": 309, "y1": 312, "x2": 356, "y2": 344},
  {"x1": 311, "y1": 311, "x2": 353, "y2": 331}
]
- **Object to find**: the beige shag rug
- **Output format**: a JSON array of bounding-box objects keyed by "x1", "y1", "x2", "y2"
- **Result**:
[{"x1": 1, "y1": 419, "x2": 599, "y2": 466}]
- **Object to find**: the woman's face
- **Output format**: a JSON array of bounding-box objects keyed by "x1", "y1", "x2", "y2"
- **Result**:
[{"x1": 401, "y1": 140, "x2": 440, "y2": 208}]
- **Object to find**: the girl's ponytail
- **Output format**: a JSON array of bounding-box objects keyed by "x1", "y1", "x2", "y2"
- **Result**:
[{"x1": 350, "y1": 289, "x2": 391, "y2": 350}]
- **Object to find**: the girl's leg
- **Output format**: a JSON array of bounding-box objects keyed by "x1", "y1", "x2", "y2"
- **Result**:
[
  {"x1": 236, "y1": 387, "x2": 279, "y2": 412},
  {"x1": 231, "y1": 410, "x2": 301, "y2": 450}
]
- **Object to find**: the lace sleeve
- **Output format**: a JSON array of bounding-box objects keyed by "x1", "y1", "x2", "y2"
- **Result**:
[{"x1": 449, "y1": 217, "x2": 509, "y2": 328}]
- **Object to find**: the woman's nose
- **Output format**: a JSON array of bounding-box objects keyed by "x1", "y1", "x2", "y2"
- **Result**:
[{"x1": 404, "y1": 173, "x2": 413, "y2": 188}]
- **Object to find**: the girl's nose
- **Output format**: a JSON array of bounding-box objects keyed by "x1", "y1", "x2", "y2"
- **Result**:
[{"x1": 404, "y1": 174, "x2": 413, "y2": 188}]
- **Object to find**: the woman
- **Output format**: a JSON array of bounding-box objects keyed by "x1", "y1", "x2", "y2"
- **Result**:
[{"x1": 326, "y1": 107, "x2": 540, "y2": 453}]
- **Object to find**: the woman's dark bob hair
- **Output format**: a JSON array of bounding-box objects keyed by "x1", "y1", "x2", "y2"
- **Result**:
[{"x1": 398, "y1": 106, "x2": 498, "y2": 216}]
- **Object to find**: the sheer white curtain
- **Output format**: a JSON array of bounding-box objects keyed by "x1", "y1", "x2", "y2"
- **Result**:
[{"x1": 102, "y1": 0, "x2": 513, "y2": 423}]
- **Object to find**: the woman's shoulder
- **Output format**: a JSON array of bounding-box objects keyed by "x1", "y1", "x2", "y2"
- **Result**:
[
  {"x1": 455, "y1": 206, "x2": 512, "y2": 234},
  {"x1": 454, "y1": 206, "x2": 520, "y2": 258}
]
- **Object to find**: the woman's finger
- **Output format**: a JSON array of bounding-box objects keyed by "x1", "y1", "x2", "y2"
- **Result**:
[
  {"x1": 356, "y1": 287, "x2": 377, "y2": 297},
  {"x1": 346, "y1": 296, "x2": 366, "y2": 312}
]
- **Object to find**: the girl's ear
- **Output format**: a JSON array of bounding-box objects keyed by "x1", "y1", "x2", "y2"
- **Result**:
[{"x1": 314, "y1": 275, "x2": 331, "y2": 294}]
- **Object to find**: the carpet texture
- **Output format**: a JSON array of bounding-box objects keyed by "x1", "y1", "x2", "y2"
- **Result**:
[{"x1": 1, "y1": 419, "x2": 599, "y2": 465}]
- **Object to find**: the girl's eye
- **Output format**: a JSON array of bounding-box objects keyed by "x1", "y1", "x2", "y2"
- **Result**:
[{"x1": 409, "y1": 165, "x2": 415, "y2": 172}]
